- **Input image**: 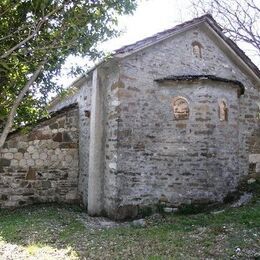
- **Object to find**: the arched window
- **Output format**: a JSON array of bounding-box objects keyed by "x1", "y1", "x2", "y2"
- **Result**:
[
  {"x1": 172, "y1": 97, "x2": 189, "y2": 120},
  {"x1": 192, "y1": 41, "x2": 203, "y2": 58},
  {"x1": 219, "y1": 100, "x2": 228, "y2": 121}
]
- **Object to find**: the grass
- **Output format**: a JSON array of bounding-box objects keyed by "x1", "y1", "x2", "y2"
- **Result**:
[{"x1": 0, "y1": 197, "x2": 259, "y2": 259}]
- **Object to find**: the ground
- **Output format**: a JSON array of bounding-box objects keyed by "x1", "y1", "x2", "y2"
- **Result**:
[{"x1": 0, "y1": 196, "x2": 259, "y2": 259}]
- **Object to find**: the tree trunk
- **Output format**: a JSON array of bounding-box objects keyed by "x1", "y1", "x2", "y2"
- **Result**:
[{"x1": 0, "y1": 64, "x2": 44, "y2": 149}]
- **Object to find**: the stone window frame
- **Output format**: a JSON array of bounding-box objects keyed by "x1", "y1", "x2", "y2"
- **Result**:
[
  {"x1": 171, "y1": 96, "x2": 190, "y2": 120},
  {"x1": 192, "y1": 41, "x2": 203, "y2": 59}
]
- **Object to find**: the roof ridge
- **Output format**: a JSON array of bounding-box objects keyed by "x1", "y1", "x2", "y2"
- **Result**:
[
  {"x1": 115, "y1": 14, "x2": 215, "y2": 54},
  {"x1": 114, "y1": 14, "x2": 259, "y2": 79}
]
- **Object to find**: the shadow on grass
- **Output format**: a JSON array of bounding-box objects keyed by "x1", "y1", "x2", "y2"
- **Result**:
[
  {"x1": 0, "y1": 203, "x2": 87, "y2": 257},
  {"x1": 0, "y1": 195, "x2": 259, "y2": 259}
]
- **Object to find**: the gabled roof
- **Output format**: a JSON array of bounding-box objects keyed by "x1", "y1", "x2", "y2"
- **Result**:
[
  {"x1": 114, "y1": 14, "x2": 260, "y2": 80},
  {"x1": 115, "y1": 15, "x2": 212, "y2": 54}
]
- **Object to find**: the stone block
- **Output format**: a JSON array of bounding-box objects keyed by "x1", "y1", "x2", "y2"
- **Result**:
[
  {"x1": 256, "y1": 163, "x2": 260, "y2": 173},
  {"x1": 63, "y1": 132, "x2": 72, "y2": 142},
  {"x1": 1, "y1": 194, "x2": 8, "y2": 201},
  {"x1": 4, "y1": 153, "x2": 13, "y2": 160},
  {"x1": 14, "y1": 152, "x2": 23, "y2": 160},
  {"x1": 19, "y1": 159, "x2": 27, "y2": 167},
  {"x1": 249, "y1": 154, "x2": 260, "y2": 163},
  {"x1": 65, "y1": 192, "x2": 78, "y2": 201},
  {"x1": 53, "y1": 132, "x2": 63, "y2": 142},
  {"x1": 18, "y1": 148, "x2": 26, "y2": 153},
  {"x1": 26, "y1": 167, "x2": 36, "y2": 180},
  {"x1": 59, "y1": 143, "x2": 78, "y2": 149},
  {"x1": 49, "y1": 123, "x2": 59, "y2": 129},
  {"x1": 42, "y1": 181, "x2": 51, "y2": 189},
  {"x1": 35, "y1": 159, "x2": 44, "y2": 167},
  {"x1": 0, "y1": 158, "x2": 11, "y2": 167},
  {"x1": 40, "y1": 153, "x2": 48, "y2": 160},
  {"x1": 132, "y1": 219, "x2": 146, "y2": 227},
  {"x1": 28, "y1": 131, "x2": 51, "y2": 141},
  {"x1": 113, "y1": 205, "x2": 138, "y2": 220},
  {"x1": 10, "y1": 160, "x2": 18, "y2": 167},
  {"x1": 27, "y1": 146, "x2": 35, "y2": 154},
  {"x1": 32, "y1": 152, "x2": 39, "y2": 160}
]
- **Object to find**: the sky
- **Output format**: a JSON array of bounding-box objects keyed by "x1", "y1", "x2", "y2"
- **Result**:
[
  {"x1": 100, "y1": 0, "x2": 193, "y2": 52},
  {"x1": 59, "y1": 0, "x2": 259, "y2": 88},
  {"x1": 59, "y1": 0, "x2": 193, "y2": 87}
]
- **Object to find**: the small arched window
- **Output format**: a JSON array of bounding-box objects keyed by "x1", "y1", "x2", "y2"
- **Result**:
[
  {"x1": 219, "y1": 100, "x2": 228, "y2": 121},
  {"x1": 192, "y1": 41, "x2": 203, "y2": 58},
  {"x1": 172, "y1": 97, "x2": 189, "y2": 120}
]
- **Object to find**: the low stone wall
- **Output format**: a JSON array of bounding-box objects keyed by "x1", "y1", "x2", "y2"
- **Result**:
[{"x1": 0, "y1": 105, "x2": 79, "y2": 208}]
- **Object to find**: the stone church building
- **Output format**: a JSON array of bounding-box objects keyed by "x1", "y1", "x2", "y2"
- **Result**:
[{"x1": 0, "y1": 15, "x2": 259, "y2": 219}]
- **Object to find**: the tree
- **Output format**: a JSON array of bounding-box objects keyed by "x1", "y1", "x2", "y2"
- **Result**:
[
  {"x1": 0, "y1": 0, "x2": 137, "y2": 148},
  {"x1": 190, "y1": 0, "x2": 260, "y2": 58}
]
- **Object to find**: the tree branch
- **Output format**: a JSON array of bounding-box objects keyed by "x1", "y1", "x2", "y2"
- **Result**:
[
  {"x1": 0, "y1": 61, "x2": 46, "y2": 149},
  {"x1": 0, "y1": 3, "x2": 65, "y2": 60},
  {"x1": 190, "y1": 0, "x2": 260, "y2": 56}
]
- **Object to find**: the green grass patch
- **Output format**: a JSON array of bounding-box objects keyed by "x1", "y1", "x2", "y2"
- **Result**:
[{"x1": 0, "y1": 199, "x2": 259, "y2": 259}]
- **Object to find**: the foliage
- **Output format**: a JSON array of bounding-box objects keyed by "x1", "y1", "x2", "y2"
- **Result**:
[{"x1": 0, "y1": 0, "x2": 137, "y2": 128}]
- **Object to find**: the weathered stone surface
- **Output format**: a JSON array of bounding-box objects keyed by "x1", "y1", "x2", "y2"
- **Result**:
[
  {"x1": 249, "y1": 154, "x2": 260, "y2": 163},
  {"x1": 53, "y1": 132, "x2": 63, "y2": 142},
  {"x1": 99, "y1": 23, "x2": 260, "y2": 218},
  {"x1": 231, "y1": 193, "x2": 253, "y2": 208},
  {"x1": 0, "y1": 158, "x2": 11, "y2": 167},
  {"x1": 132, "y1": 219, "x2": 146, "y2": 227},
  {"x1": 59, "y1": 143, "x2": 78, "y2": 149},
  {"x1": 49, "y1": 123, "x2": 59, "y2": 129},
  {"x1": 26, "y1": 167, "x2": 36, "y2": 180},
  {"x1": 62, "y1": 132, "x2": 71, "y2": 142},
  {"x1": 0, "y1": 107, "x2": 79, "y2": 209},
  {"x1": 0, "y1": 18, "x2": 259, "y2": 221},
  {"x1": 4, "y1": 153, "x2": 13, "y2": 160}
]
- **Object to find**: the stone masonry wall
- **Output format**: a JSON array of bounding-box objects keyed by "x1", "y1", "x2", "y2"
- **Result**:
[
  {"x1": 248, "y1": 123, "x2": 260, "y2": 180},
  {"x1": 107, "y1": 26, "x2": 259, "y2": 217},
  {"x1": 116, "y1": 81, "x2": 241, "y2": 208},
  {"x1": 0, "y1": 105, "x2": 79, "y2": 208},
  {"x1": 49, "y1": 78, "x2": 92, "y2": 206}
]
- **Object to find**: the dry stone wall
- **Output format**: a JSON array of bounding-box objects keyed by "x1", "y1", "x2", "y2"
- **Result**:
[
  {"x1": 0, "y1": 105, "x2": 79, "y2": 208},
  {"x1": 48, "y1": 78, "x2": 92, "y2": 206}
]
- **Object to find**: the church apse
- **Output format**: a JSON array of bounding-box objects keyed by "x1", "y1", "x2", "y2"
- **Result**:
[{"x1": 113, "y1": 74, "x2": 245, "y2": 218}]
